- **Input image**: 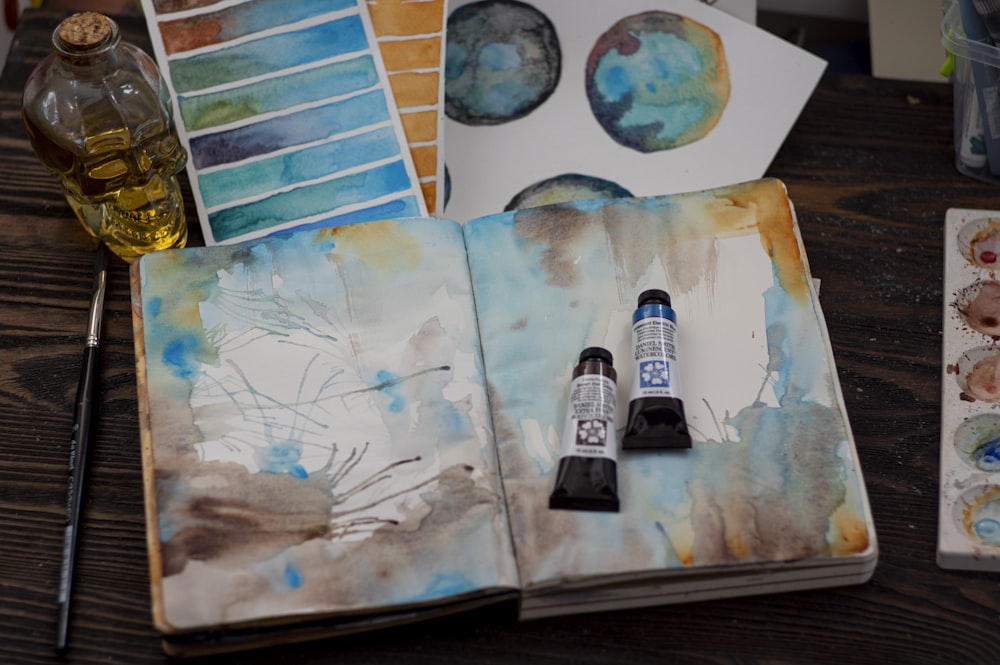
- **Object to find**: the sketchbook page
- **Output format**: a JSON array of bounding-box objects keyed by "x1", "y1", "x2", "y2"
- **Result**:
[
  {"x1": 367, "y1": 0, "x2": 448, "y2": 214},
  {"x1": 131, "y1": 217, "x2": 518, "y2": 635},
  {"x1": 140, "y1": 0, "x2": 427, "y2": 245},
  {"x1": 442, "y1": 0, "x2": 824, "y2": 223},
  {"x1": 463, "y1": 178, "x2": 876, "y2": 595}
]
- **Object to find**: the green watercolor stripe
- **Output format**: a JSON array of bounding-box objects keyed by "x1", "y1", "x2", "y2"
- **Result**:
[
  {"x1": 178, "y1": 56, "x2": 379, "y2": 132},
  {"x1": 168, "y1": 15, "x2": 369, "y2": 93}
]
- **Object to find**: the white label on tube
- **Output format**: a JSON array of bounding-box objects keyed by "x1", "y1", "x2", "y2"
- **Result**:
[
  {"x1": 559, "y1": 374, "x2": 617, "y2": 460},
  {"x1": 630, "y1": 314, "x2": 681, "y2": 400}
]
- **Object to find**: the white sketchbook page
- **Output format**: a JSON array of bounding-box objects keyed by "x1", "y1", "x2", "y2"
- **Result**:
[
  {"x1": 462, "y1": 179, "x2": 875, "y2": 589},
  {"x1": 134, "y1": 217, "x2": 518, "y2": 631},
  {"x1": 140, "y1": 0, "x2": 427, "y2": 245},
  {"x1": 443, "y1": 0, "x2": 823, "y2": 223}
]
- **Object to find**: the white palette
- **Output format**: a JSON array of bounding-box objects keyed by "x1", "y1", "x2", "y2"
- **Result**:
[{"x1": 940, "y1": 208, "x2": 1000, "y2": 570}]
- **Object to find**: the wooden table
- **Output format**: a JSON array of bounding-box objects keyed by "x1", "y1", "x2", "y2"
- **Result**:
[{"x1": 3, "y1": 9, "x2": 1000, "y2": 665}]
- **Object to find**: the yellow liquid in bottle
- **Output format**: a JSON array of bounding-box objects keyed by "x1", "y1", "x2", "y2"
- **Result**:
[{"x1": 23, "y1": 117, "x2": 187, "y2": 262}]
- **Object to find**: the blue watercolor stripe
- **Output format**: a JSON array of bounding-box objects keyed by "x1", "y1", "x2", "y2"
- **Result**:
[
  {"x1": 207, "y1": 161, "x2": 419, "y2": 241},
  {"x1": 168, "y1": 15, "x2": 369, "y2": 93},
  {"x1": 177, "y1": 55, "x2": 380, "y2": 132},
  {"x1": 198, "y1": 126, "x2": 404, "y2": 208},
  {"x1": 162, "y1": 0, "x2": 357, "y2": 45},
  {"x1": 272, "y1": 198, "x2": 421, "y2": 237},
  {"x1": 189, "y1": 89, "x2": 391, "y2": 169}
]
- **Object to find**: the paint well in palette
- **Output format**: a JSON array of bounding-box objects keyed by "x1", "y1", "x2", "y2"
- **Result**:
[
  {"x1": 953, "y1": 346, "x2": 1000, "y2": 403},
  {"x1": 956, "y1": 485, "x2": 1000, "y2": 546},
  {"x1": 954, "y1": 280, "x2": 1000, "y2": 339},
  {"x1": 954, "y1": 414, "x2": 1000, "y2": 472},
  {"x1": 958, "y1": 217, "x2": 1000, "y2": 269}
]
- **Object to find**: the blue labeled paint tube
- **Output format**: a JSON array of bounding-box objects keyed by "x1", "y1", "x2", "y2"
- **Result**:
[
  {"x1": 623, "y1": 289, "x2": 691, "y2": 449},
  {"x1": 549, "y1": 347, "x2": 620, "y2": 512}
]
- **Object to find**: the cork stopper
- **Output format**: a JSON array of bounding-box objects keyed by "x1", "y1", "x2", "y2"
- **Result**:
[{"x1": 56, "y1": 12, "x2": 112, "y2": 52}]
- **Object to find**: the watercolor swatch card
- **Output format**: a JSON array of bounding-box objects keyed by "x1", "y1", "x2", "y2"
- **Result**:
[
  {"x1": 368, "y1": 0, "x2": 448, "y2": 214},
  {"x1": 140, "y1": 0, "x2": 427, "y2": 245},
  {"x1": 442, "y1": 0, "x2": 825, "y2": 222},
  {"x1": 130, "y1": 178, "x2": 876, "y2": 655},
  {"x1": 940, "y1": 209, "x2": 1000, "y2": 571}
]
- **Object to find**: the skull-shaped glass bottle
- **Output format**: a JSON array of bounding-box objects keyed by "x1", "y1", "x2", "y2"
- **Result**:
[{"x1": 22, "y1": 12, "x2": 187, "y2": 262}]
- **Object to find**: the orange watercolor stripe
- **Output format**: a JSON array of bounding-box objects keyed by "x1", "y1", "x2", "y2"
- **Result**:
[
  {"x1": 409, "y1": 144, "x2": 437, "y2": 178},
  {"x1": 378, "y1": 36, "x2": 442, "y2": 72},
  {"x1": 367, "y1": 1, "x2": 444, "y2": 36},
  {"x1": 419, "y1": 181, "x2": 437, "y2": 207},
  {"x1": 387, "y1": 71, "x2": 439, "y2": 109},
  {"x1": 399, "y1": 110, "x2": 438, "y2": 143}
]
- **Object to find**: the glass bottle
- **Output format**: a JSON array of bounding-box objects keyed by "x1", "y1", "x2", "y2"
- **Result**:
[{"x1": 22, "y1": 11, "x2": 188, "y2": 262}]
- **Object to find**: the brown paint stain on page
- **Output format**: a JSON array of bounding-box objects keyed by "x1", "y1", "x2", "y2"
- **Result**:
[{"x1": 721, "y1": 179, "x2": 810, "y2": 305}]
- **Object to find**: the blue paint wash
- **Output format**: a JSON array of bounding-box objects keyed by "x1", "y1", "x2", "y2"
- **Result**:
[
  {"x1": 594, "y1": 32, "x2": 706, "y2": 140},
  {"x1": 208, "y1": 161, "x2": 420, "y2": 241},
  {"x1": 283, "y1": 561, "x2": 304, "y2": 589},
  {"x1": 973, "y1": 437, "x2": 1000, "y2": 471},
  {"x1": 190, "y1": 89, "x2": 393, "y2": 169},
  {"x1": 289, "y1": 198, "x2": 415, "y2": 236},
  {"x1": 419, "y1": 572, "x2": 476, "y2": 600},
  {"x1": 168, "y1": 14, "x2": 369, "y2": 93},
  {"x1": 161, "y1": 0, "x2": 357, "y2": 52},
  {"x1": 975, "y1": 517, "x2": 1000, "y2": 545},
  {"x1": 163, "y1": 334, "x2": 204, "y2": 380},
  {"x1": 147, "y1": 295, "x2": 162, "y2": 318},
  {"x1": 199, "y1": 126, "x2": 402, "y2": 207},
  {"x1": 256, "y1": 440, "x2": 308, "y2": 478},
  {"x1": 178, "y1": 55, "x2": 380, "y2": 132},
  {"x1": 376, "y1": 369, "x2": 407, "y2": 413}
]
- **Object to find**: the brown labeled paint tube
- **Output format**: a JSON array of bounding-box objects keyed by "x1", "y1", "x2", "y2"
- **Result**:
[
  {"x1": 549, "y1": 347, "x2": 620, "y2": 512},
  {"x1": 623, "y1": 289, "x2": 692, "y2": 449}
]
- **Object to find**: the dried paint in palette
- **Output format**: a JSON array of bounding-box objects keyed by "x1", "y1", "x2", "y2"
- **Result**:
[{"x1": 939, "y1": 209, "x2": 1000, "y2": 569}]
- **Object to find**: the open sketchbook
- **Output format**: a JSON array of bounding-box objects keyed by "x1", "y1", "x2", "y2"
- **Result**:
[{"x1": 130, "y1": 178, "x2": 877, "y2": 655}]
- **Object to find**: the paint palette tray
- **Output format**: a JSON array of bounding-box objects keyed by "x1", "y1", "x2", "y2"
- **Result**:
[{"x1": 939, "y1": 208, "x2": 1000, "y2": 571}]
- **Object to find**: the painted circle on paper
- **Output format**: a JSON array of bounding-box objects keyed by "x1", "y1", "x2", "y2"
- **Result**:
[
  {"x1": 956, "y1": 484, "x2": 1000, "y2": 546},
  {"x1": 504, "y1": 173, "x2": 633, "y2": 211},
  {"x1": 585, "y1": 11, "x2": 730, "y2": 153},
  {"x1": 954, "y1": 414, "x2": 1000, "y2": 472},
  {"x1": 445, "y1": 0, "x2": 561, "y2": 125}
]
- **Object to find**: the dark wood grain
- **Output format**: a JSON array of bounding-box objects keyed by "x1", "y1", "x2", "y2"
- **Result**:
[{"x1": 4, "y1": 8, "x2": 1000, "y2": 665}]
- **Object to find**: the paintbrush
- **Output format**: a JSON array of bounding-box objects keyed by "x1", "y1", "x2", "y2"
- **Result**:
[{"x1": 55, "y1": 243, "x2": 108, "y2": 654}]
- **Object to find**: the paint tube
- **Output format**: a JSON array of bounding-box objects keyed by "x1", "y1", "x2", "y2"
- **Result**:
[
  {"x1": 623, "y1": 289, "x2": 692, "y2": 449},
  {"x1": 549, "y1": 347, "x2": 620, "y2": 512}
]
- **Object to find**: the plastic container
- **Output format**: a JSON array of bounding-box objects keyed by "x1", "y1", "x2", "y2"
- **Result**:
[
  {"x1": 942, "y1": 0, "x2": 1000, "y2": 184},
  {"x1": 22, "y1": 12, "x2": 188, "y2": 262}
]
